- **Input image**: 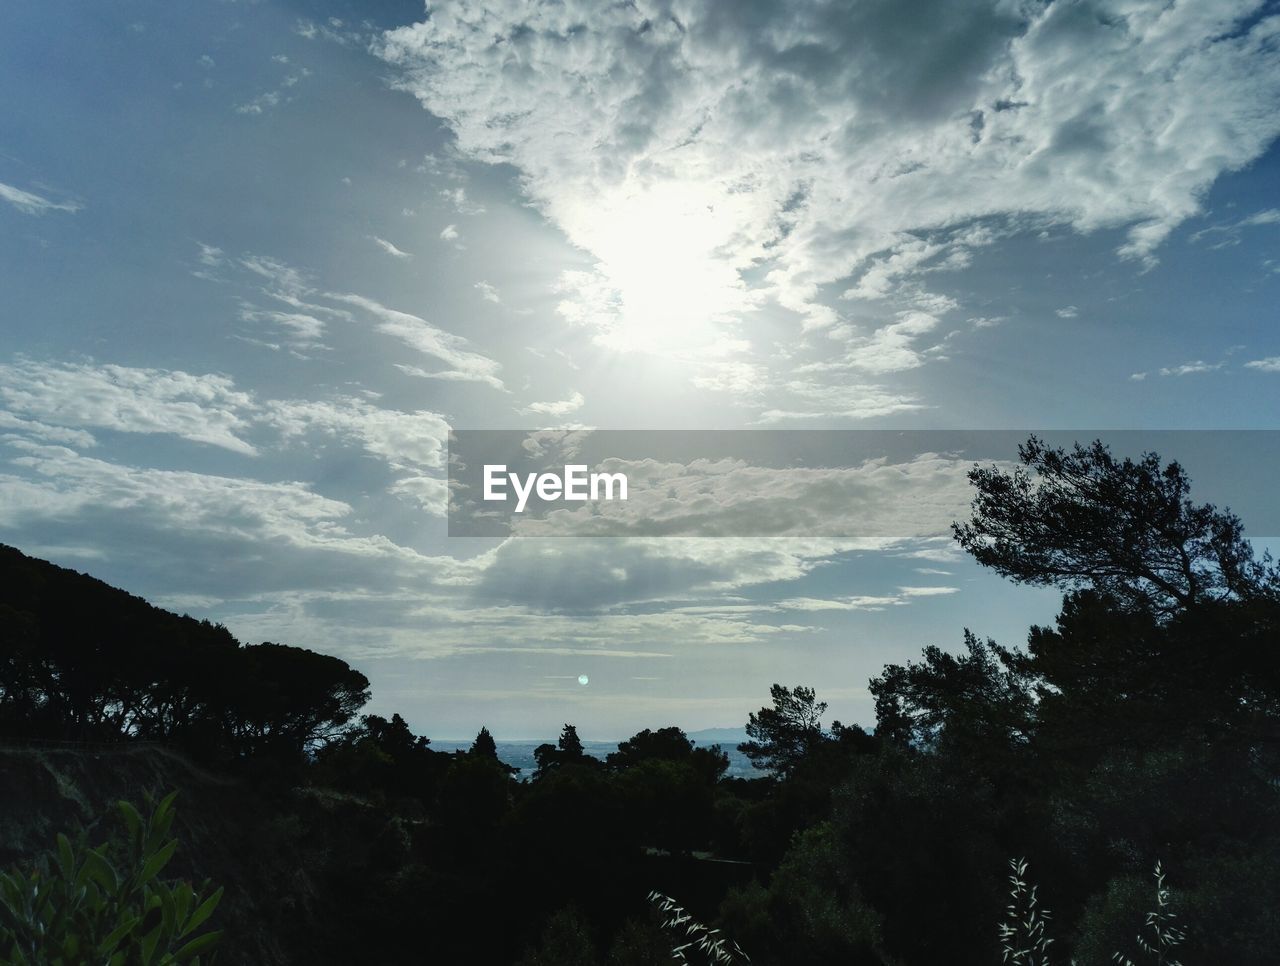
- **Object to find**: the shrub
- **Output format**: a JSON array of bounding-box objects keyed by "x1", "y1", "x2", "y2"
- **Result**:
[{"x1": 0, "y1": 792, "x2": 223, "y2": 965}]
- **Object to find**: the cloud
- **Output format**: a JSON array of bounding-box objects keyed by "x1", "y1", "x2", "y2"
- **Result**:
[
  {"x1": 1190, "y1": 206, "x2": 1280, "y2": 247},
  {"x1": 1244, "y1": 356, "x2": 1280, "y2": 372},
  {"x1": 372, "y1": 236, "x2": 413, "y2": 259},
  {"x1": 474, "y1": 280, "x2": 500, "y2": 303},
  {"x1": 757, "y1": 382, "x2": 924, "y2": 422},
  {"x1": 439, "y1": 223, "x2": 459, "y2": 241},
  {"x1": 199, "y1": 249, "x2": 503, "y2": 389},
  {"x1": 0, "y1": 441, "x2": 363, "y2": 549},
  {"x1": 0, "y1": 181, "x2": 81, "y2": 215},
  {"x1": 803, "y1": 311, "x2": 942, "y2": 374},
  {"x1": 263, "y1": 397, "x2": 449, "y2": 475},
  {"x1": 1158, "y1": 360, "x2": 1223, "y2": 376},
  {"x1": 522, "y1": 391, "x2": 585, "y2": 418},
  {"x1": 0, "y1": 359, "x2": 258, "y2": 454},
  {"x1": 1055, "y1": 305, "x2": 1079, "y2": 319},
  {"x1": 495, "y1": 453, "x2": 986, "y2": 539},
  {"x1": 0, "y1": 359, "x2": 451, "y2": 512},
  {"x1": 0, "y1": 412, "x2": 96, "y2": 448},
  {"x1": 330, "y1": 293, "x2": 505, "y2": 389},
  {"x1": 465, "y1": 535, "x2": 871, "y2": 613},
  {"x1": 381, "y1": 0, "x2": 1280, "y2": 406},
  {"x1": 235, "y1": 91, "x2": 282, "y2": 115},
  {"x1": 237, "y1": 305, "x2": 328, "y2": 349}
]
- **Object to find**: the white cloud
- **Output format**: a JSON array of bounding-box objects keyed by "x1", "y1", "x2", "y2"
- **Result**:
[
  {"x1": 0, "y1": 412, "x2": 96, "y2": 448},
  {"x1": 0, "y1": 181, "x2": 81, "y2": 215},
  {"x1": 237, "y1": 305, "x2": 327, "y2": 348},
  {"x1": 1055, "y1": 305, "x2": 1079, "y2": 319},
  {"x1": 522, "y1": 391, "x2": 585, "y2": 418},
  {"x1": 0, "y1": 441, "x2": 373, "y2": 552},
  {"x1": 264, "y1": 397, "x2": 449, "y2": 474},
  {"x1": 372, "y1": 236, "x2": 413, "y2": 259},
  {"x1": 1158, "y1": 360, "x2": 1222, "y2": 376},
  {"x1": 439, "y1": 223, "x2": 459, "y2": 241},
  {"x1": 235, "y1": 91, "x2": 282, "y2": 115},
  {"x1": 1244, "y1": 356, "x2": 1280, "y2": 372},
  {"x1": 0, "y1": 359, "x2": 258, "y2": 454},
  {"x1": 806, "y1": 311, "x2": 942, "y2": 375},
  {"x1": 381, "y1": 0, "x2": 1280, "y2": 404},
  {"x1": 757, "y1": 381, "x2": 924, "y2": 422},
  {"x1": 474, "y1": 280, "x2": 501, "y2": 303},
  {"x1": 330, "y1": 293, "x2": 505, "y2": 389},
  {"x1": 500, "y1": 454, "x2": 984, "y2": 539}
]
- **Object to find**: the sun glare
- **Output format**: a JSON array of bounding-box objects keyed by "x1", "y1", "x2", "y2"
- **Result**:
[{"x1": 564, "y1": 180, "x2": 759, "y2": 354}]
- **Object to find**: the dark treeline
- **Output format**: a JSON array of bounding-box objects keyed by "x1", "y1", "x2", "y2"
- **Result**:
[
  {"x1": 0, "y1": 549, "x2": 369, "y2": 762},
  {"x1": 3, "y1": 436, "x2": 1280, "y2": 964}
]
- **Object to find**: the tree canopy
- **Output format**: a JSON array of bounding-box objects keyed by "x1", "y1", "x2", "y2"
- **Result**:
[
  {"x1": 952, "y1": 436, "x2": 1277, "y2": 615},
  {"x1": 738, "y1": 684, "x2": 828, "y2": 776}
]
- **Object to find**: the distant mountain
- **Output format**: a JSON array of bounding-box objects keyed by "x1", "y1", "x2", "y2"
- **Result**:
[{"x1": 686, "y1": 727, "x2": 750, "y2": 747}]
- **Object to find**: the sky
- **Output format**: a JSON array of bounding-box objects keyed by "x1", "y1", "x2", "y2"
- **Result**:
[{"x1": 1, "y1": 0, "x2": 1279, "y2": 739}]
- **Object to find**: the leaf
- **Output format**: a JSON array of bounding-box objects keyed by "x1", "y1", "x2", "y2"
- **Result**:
[
  {"x1": 139, "y1": 840, "x2": 178, "y2": 886},
  {"x1": 117, "y1": 801, "x2": 144, "y2": 850},
  {"x1": 172, "y1": 929, "x2": 223, "y2": 962},
  {"x1": 179, "y1": 887, "x2": 223, "y2": 938}
]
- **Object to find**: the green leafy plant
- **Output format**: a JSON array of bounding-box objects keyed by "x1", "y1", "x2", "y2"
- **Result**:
[{"x1": 0, "y1": 791, "x2": 223, "y2": 965}]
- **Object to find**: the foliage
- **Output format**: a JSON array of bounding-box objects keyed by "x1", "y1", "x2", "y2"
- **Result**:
[
  {"x1": 952, "y1": 436, "x2": 1278, "y2": 615},
  {"x1": 515, "y1": 906, "x2": 599, "y2": 966},
  {"x1": 738, "y1": 685, "x2": 828, "y2": 777},
  {"x1": 5, "y1": 436, "x2": 1280, "y2": 964},
  {"x1": 0, "y1": 543, "x2": 369, "y2": 761},
  {"x1": 533, "y1": 724, "x2": 594, "y2": 779},
  {"x1": 998, "y1": 859, "x2": 1056, "y2": 966},
  {"x1": 648, "y1": 892, "x2": 750, "y2": 965},
  {"x1": 0, "y1": 792, "x2": 222, "y2": 965},
  {"x1": 1112, "y1": 863, "x2": 1186, "y2": 966}
]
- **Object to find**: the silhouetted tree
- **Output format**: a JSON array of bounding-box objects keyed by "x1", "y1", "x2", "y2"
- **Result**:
[
  {"x1": 739, "y1": 684, "x2": 828, "y2": 776},
  {"x1": 226, "y1": 643, "x2": 370, "y2": 757},
  {"x1": 870, "y1": 631, "x2": 1036, "y2": 756},
  {"x1": 471, "y1": 725, "x2": 498, "y2": 758},
  {"x1": 533, "y1": 723, "x2": 591, "y2": 779},
  {"x1": 953, "y1": 436, "x2": 1278, "y2": 615}
]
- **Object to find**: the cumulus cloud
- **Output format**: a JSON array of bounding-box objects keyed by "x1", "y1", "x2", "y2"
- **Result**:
[
  {"x1": 0, "y1": 441, "x2": 399, "y2": 557},
  {"x1": 381, "y1": 0, "x2": 1280, "y2": 407},
  {"x1": 1244, "y1": 356, "x2": 1280, "y2": 372},
  {"x1": 264, "y1": 397, "x2": 450, "y2": 475},
  {"x1": 0, "y1": 359, "x2": 259, "y2": 454},
  {"x1": 0, "y1": 359, "x2": 452, "y2": 515}
]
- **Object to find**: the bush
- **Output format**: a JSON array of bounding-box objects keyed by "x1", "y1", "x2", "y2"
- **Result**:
[{"x1": 0, "y1": 791, "x2": 223, "y2": 965}]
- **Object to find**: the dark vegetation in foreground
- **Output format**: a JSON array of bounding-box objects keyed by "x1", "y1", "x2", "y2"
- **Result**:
[{"x1": 2, "y1": 437, "x2": 1280, "y2": 964}]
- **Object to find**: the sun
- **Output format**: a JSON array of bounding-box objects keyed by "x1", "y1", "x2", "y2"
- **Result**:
[{"x1": 560, "y1": 179, "x2": 760, "y2": 355}]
